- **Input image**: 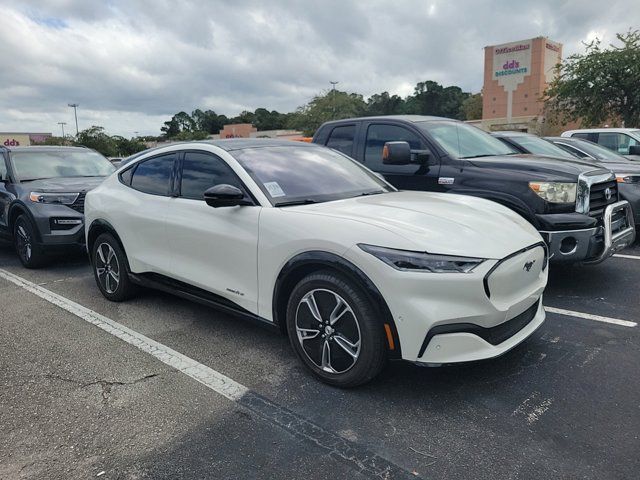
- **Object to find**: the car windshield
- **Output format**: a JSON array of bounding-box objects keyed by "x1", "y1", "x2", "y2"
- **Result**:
[
  {"x1": 567, "y1": 140, "x2": 629, "y2": 163},
  {"x1": 509, "y1": 136, "x2": 576, "y2": 159},
  {"x1": 233, "y1": 145, "x2": 394, "y2": 206},
  {"x1": 12, "y1": 150, "x2": 116, "y2": 181},
  {"x1": 416, "y1": 120, "x2": 515, "y2": 159}
]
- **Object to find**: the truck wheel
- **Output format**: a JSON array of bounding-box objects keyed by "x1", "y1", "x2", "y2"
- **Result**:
[
  {"x1": 13, "y1": 215, "x2": 46, "y2": 268},
  {"x1": 286, "y1": 270, "x2": 386, "y2": 387}
]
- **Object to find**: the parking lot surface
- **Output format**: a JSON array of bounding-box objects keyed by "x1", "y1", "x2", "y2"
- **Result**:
[{"x1": 1, "y1": 240, "x2": 639, "y2": 479}]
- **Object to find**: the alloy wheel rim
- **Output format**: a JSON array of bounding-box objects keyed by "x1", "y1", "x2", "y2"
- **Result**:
[
  {"x1": 295, "y1": 288, "x2": 361, "y2": 374},
  {"x1": 16, "y1": 224, "x2": 32, "y2": 261},
  {"x1": 95, "y1": 243, "x2": 120, "y2": 294}
]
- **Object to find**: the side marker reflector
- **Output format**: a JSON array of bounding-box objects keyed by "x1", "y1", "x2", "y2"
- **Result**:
[{"x1": 383, "y1": 323, "x2": 395, "y2": 350}]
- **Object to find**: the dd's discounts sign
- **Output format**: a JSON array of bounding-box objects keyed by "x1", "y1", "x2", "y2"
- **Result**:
[
  {"x1": 492, "y1": 40, "x2": 532, "y2": 121},
  {"x1": 1, "y1": 134, "x2": 31, "y2": 146}
]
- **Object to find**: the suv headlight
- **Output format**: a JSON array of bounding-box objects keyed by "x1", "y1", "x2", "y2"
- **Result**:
[
  {"x1": 529, "y1": 182, "x2": 576, "y2": 203},
  {"x1": 29, "y1": 192, "x2": 79, "y2": 205},
  {"x1": 616, "y1": 174, "x2": 640, "y2": 184},
  {"x1": 359, "y1": 244, "x2": 484, "y2": 273}
]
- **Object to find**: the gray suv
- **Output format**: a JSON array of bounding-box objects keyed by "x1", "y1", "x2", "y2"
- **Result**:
[{"x1": 0, "y1": 146, "x2": 115, "y2": 268}]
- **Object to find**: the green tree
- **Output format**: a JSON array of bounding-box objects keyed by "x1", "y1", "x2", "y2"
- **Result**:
[
  {"x1": 191, "y1": 109, "x2": 228, "y2": 134},
  {"x1": 366, "y1": 92, "x2": 405, "y2": 115},
  {"x1": 404, "y1": 81, "x2": 470, "y2": 119},
  {"x1": 460, "y1": 93, "x2": 483, "y2": 120},
  {"x1": 112, "y1": 136, "x2": 147, "y2": 156},
  {"x1": 161, "y1": 111, "x2": 196, "y2": 137},
  {"x1": 545, "y1": 30, "x2": 640, "y2": 127},
  {"x1": 74, "y1": 126, "x2": 118, "y2": 157},
  {"x1": 288, "y1": 90, "x2": 367, "y2": 136},
  {"x1": 253, "y1": 108, "x2": 288, "y2": 130}
]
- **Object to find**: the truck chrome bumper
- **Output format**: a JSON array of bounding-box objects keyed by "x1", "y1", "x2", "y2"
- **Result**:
[
  {"x1": 583, "y1": 200, "x2": 635, "y2": 264},
  {"x1": 541, "y1": 201, "x2": 635, "y2": 264}
]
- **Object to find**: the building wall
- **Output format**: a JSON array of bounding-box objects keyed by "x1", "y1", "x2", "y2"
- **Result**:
[
  {"x1": 481, "y1": 37, "x2": 562, "y2": 132},
  {"x1": 0, "y1": 132, "x2": 53, "y2": 147},
  {"x1": 218, "y1": 123, "x2": 257, "y2": 138}
]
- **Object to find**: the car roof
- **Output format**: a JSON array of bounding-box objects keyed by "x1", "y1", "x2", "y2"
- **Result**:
[
  {"x1": 318, "y1": 115, "x2": 448, "y2": 127},
  {"x1": 2, "y1": 145, "x2": 91, "y2": 152},
  {"x1": 203, "y1": 138, "x2": 319, "y2": 151},
  {"x1": 563, "y1": 128, "x2": 640, "y2": 134},
  {"x1": 491, "y1": 131, "x2": 535, "y2": 137}
]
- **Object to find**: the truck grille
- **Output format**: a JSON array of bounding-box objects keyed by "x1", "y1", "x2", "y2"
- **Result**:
[
  {"x1": 589, "y1": 180, "x2": 618, "y2": 219},
  {"x1": 69, "y1": 192, "x2": 86, "y2": 214}
]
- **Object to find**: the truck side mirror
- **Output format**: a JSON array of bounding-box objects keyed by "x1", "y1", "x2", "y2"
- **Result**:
[
  {"x1": 628, "y1": 145, "x2": 640, "y2": 155},
  {"x1": 382, "y1": 141, "x2": 411, "y2": 165}
]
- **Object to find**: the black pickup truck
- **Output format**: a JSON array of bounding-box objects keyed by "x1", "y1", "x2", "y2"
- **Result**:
[{"x1": 312, "y1": 115, "x2": 636, "y2": 263}]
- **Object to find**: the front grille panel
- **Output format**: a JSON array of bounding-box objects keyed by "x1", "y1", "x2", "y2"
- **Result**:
[
  {"x1": 69, "y1": 192, "x2": 86, "y2": 214},
  {"x1": 589, "y1": 180, "x2": 618, "y2": 218}
]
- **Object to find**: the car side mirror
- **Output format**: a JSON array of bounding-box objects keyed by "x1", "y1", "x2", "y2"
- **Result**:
[
  {"x1": 203, "y1": 184, "x2": 251, "y2": 208},
  {"x1": 628, "y1": 145, "x2": 640, "y2": 155},
  {"x1": 382, "y1": 141, "x2": 411, "y2": 165}
]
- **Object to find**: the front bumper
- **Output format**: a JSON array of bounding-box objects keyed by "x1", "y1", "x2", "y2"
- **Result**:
[
  {"x1": 540, "y1": 201, "x2": 635, "y2": 263},
  {"x1": 28, "y1": 203, "x2": 86, "y2": 248},
  {"x1": 345, "y1": 243, "x2": 548, "y2": 364},
  {"x1": 418, "y1": 299, "x2": 545, "y2": 364}
]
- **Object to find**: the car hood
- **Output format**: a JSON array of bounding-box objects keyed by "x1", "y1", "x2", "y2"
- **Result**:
[
  {"x1": 19, "y1": 176, "x2": 106, "y2": 192},
  {"x1": 289, "y1": 191, "x2": 542, "y2": 259},
  {"x1": 593, "y1": 161, "x2": 640, "y2": 173},
  {"x1": 467, "y1": 154, "x2": 609, "y2": 181}
]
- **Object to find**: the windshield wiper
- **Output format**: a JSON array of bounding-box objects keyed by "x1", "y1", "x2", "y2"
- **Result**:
[
  {"x1": 358, "y1": 190, "x2": 385, "y2": 197},
  {"x1": 274, "y1": 199, "x2": 318, "y2": 207},
  {"x1": 459, "y1": 154, "x2": 497, "y2": 159}
]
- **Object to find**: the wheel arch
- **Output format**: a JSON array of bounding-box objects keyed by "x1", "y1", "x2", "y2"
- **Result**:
[
  {"x1": 87, "y1": 219, "x2": 130, "y2": 270},
  {"x1": 272, "y1": 250, "x2": 402, "y2": 359},
  {"x1": 8, "y1": 202, "x2": 42, "y2": 243}
]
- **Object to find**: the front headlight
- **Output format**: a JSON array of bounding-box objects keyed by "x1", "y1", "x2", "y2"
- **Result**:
[
  {"x1": 529, "y1": 182, "x2": 576, "y2": 203},
  {"x1": 359, "y1": 244, "x2": 484, "y2": 273},
  {"x1": 616, "y1": 174, "x2": 640, "y2": 184},
  {"x1": 29, "y1": 192, "x2": 80, "y2": 205}
]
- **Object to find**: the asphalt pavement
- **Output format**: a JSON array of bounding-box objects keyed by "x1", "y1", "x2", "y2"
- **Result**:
[{"x1": 1, "y1": 240, "x2": 639, "y2": 479}]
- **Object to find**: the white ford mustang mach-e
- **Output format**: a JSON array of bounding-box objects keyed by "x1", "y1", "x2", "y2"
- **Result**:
[{"x1": 85, "y1": 139, "x2": 548, "y2": 386}]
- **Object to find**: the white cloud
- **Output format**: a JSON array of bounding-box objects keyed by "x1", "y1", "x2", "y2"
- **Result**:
[{"x1": 0, "y1": 0, "x2": 637, "y2": 136}]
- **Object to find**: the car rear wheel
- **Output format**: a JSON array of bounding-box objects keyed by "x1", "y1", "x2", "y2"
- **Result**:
[
  {"x1": 286, "y1": 270, "x2": 386, "y2": 387},
  {"x1": 92, "y1": 233, "x2": 138, "y2": 302},
  {"x1": 13, "y1": 215, "x2": 46, "y2": 269}
]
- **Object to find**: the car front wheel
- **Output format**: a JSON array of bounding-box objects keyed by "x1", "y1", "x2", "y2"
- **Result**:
[
  {"x1": 91, "y1": 233, "x2": 138, "y2": 302},
  {"x1": 286, "y1": 270, "x2": 386, "y2": 387},
  {"x1": 13, "y1": 215, "x2": 46, "y2": 268}
]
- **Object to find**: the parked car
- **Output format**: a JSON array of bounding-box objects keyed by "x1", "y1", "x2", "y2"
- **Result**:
[
  {"x1": 546, "y1": 136, "x2": 640, "y2": 232},
  {"x1": 561, "y1": 128, "x2": 640, "y2": 160},
  {"x1": 85, "y1": 139, "x2": 548, "y2": 387},
  {"x1": 108, "y1": 157, "x2": 124, "y2": 167},
  {"x1": 491, "y1": 131, "x2": 578, "y2": 160},
  {"x1": 312, "y1": 116, "x2": 635, "y2": 264},
  {"x1": 0, "y1": 146, "x2": 116, "y2": 267}
]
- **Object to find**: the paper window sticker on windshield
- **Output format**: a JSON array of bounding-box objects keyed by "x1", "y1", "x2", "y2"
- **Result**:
[{"x1": 264, "y1": 181, "x2": 286, "y2": 198}]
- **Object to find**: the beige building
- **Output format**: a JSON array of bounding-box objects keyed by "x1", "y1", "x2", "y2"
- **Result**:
[
  {"x1": 1, "y1": 132, "x2": 52, "y2": 147},
  {"x1": 479, "y1": 37, "x2": 562, "y2": 132}
]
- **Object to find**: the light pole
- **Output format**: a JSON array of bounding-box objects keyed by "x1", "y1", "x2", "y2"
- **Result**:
[
  {"x1": 58, "y1": 122, "x2": 67, "y2": 139},
  {"x1": 68, "y1": 103, "x2": 79, "y2": 135},
  {"x1": 329, "y1": 81, "x2": 339, "y2": 119}
]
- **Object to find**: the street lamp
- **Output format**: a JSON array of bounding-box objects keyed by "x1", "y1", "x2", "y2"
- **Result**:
[
  {"x1": 58, "y1": 122, "x2": 67, "y2": 138},
  {"x1": 329, "y1": 81, "x2": 339, "y2": 119},
  {"x1": 68, "y1": 103, "x2": 79, "y2": 135}
]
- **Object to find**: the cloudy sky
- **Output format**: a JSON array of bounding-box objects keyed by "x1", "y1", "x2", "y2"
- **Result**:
[{"x1": 0, "y1": 0, "x2": 637, "y2": 136}]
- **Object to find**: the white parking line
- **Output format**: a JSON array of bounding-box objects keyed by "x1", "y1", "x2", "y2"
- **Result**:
[
  {"x1": 613, "y1": 253, "x2": 640, "y2": 260},
  {"x1": 545, "y1": 306, "x2": 637, "y2": 328},
  {"x1": 0, "y1": 268, "x2": 248, "y2": 400},
  {"x1": 0, "y1": 268, "x2": 411, "y2": 479}
]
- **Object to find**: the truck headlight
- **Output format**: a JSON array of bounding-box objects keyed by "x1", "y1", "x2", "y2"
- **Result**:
[
  {"x1": 616, "y1": 174, "x2": 640, "y2": 184},
  {"x1": 359, "y1": 244, "x2": 484, "y2": 273},
  {"x1": 529, "y1": 182, "x2": 576, "y2": 203},
  {"x1": 29, "y1": 192, "x2": 79, "y2": 205}
]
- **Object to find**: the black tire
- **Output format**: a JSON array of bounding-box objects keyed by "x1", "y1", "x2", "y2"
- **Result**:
[
  {"x1": 13, "y1": 215, "x2": 46, "y2": 269},
  {"x1": 91, "y1": 233, "x2": 138, "y2": 302},
  {"x1": 286, "y1": 270, "x2": 386, "y2": 387}
]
